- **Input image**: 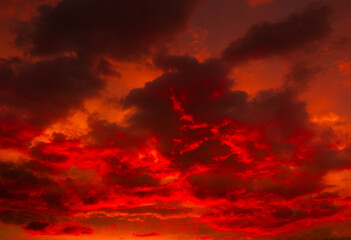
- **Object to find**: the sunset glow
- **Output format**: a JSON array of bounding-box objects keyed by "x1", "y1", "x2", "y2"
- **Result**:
[{"x1": 1, "y1": 0, "x2": 351, "y2": 239}]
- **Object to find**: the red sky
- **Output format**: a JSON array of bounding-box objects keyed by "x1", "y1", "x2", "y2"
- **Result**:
[{"x1": 1, "y1": 0, "x2": 351, "y2": 239}]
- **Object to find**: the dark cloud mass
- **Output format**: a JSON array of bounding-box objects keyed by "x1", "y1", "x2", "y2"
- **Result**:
[
  {"x1": 0, "y1": 56, "x2": 104, "y2": 152},
  {"x1": 15, "y1": 0, "x2": 200, "y2": 60},
  {"x1": 116, "y1": 5, "x2": 351, "y2": 236},
  {"x1": 133, "y1": 232, "x2": 161, "y2": 237},
  {"x1": 222, "y1": 5, "x2": 332, "y2": 64},
  {"x1": 1, "y1": 1, "x2": 351, "y2": 240},
  {"x1": 0, "y1": 56, "x2": 103, "y2": 123},
  {"x1": 0, "y1": 0, "x2": 201, "y2": 149}
]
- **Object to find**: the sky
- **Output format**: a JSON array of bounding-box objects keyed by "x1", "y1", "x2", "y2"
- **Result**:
[{"x1": 1, "y1": 0, "x2": 351, "y2": 239}]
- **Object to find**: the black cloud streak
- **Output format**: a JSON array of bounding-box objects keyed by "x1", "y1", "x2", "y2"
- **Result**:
[{"x1": 221, "y1": 5, "x2": 331, "y2": 64}]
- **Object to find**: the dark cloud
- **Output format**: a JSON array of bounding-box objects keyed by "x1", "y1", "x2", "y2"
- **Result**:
[
  {"x1": 0, "y1": 112, "x2": 42, "y2": 149},
  {"x1": 0, "y1": 0, "x2": 201, "y2": 167},
  {"x1": 0, "y1": 210, "x2": 32, "y2": 225},
  {"x1": 85, "y1": 117, "x2": 134, "y2": 149},
  {"x1": 0, "y1": 55, "x2": 104, "y2": 152},
  {"x1": 24, "y1": 221, "x2": 94, "y2": 235},
  {"x1": 245, "y1": 88, "x2": 309, "y2": 142},
  {"x1": 176, "y1": 138, "x2": 231, "y2": 168},
  {"x1": 272, "y1": 220, "x2": 351, "y2": 240},
  {"x1": 14, "y1": 0, "x2": 200, "y2": 60},
  {"x1": 200, "y1": 192, "x2": 345, "y2": 234},
  {"x1": 284, "y1": 62, "x2": 319, "y2": 91},
  {"x1": 0, "y1": 56, "x2": 104, "y2": 125},
  {"x1": 114, "y1": 5, "x2": 349, "y2": 235},
  {"x1": 304, "y1": 146, "x2": 351, "y2": 173},
  {"x1": 0, "y1": 159, "x2": 107, "y2": 232},
  {"x1": 0, "y1": 161, "x2": 62, "y2": 227},
  {"x1": 188, "y1": 167, "x2": 321, "y2": 200},
  {"x1": 104, "y1": 170, "x2": 160, "y2": 188},
  {"x1": 0, "y1": 161, "x2": 56, "y2": 193},
  {"x1": 122, "y1": 55, "x2": 247, "y2": 154},
  {"x1": 57, "y1": 224, "x2": 93, "y2": 235},
  {"x1": 133, "y1": 232, "x2": 161, "y2": 237},
  {"x1": 189, "y1": 171, "x2": 243, "y2": 199},
  {"x1": 221, "y1": 5, "x2": 332, "y2": 64},
  {"x1": 122, "y1": 54, "x2": 311, "y2": 168},
  {"x1": 25, "y1": 221, "x2": 50, "y2": 231}
]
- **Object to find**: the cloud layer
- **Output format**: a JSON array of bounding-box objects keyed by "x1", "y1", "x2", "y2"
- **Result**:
[{"x1": 1, "y1": 1, "x2": 351, "y2": 240}]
